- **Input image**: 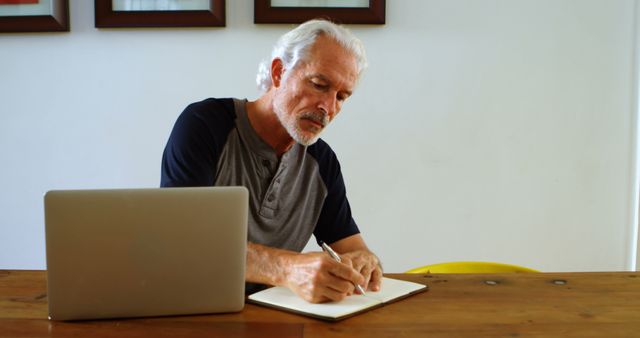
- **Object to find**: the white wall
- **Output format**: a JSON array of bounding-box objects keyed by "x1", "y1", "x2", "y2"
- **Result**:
[{"x1": 1, "y1": 0, "x2": 637, "y2": 272}]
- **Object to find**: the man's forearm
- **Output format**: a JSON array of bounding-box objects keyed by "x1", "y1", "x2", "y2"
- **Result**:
[
  {"x1": 246, "y1": 242, "x2": 295, "y2": 286},
  {"x1": 246, "y1": 241, "x2": 371, "y2": 302}
]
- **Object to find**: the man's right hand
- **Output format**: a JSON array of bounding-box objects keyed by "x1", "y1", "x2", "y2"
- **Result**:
[
  {"x1": 245, "y1": 242, "x2": 365, "y2": 303},
  {"x1": 282, "y1": 251, "x2": 365, "y2": 303}
]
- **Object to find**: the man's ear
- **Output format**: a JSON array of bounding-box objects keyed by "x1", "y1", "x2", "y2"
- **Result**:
[{"x1": 271, "y1": 58, "x2": 285, "y2": 88}]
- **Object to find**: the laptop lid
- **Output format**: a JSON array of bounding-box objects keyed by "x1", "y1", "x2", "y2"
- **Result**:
[{"x1": 44, "y1": 187, "x2": 248, "y2": 321}]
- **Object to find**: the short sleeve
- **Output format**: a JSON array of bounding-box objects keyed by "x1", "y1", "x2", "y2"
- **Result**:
[
  {"x1": 161, "y1": 98, "x2": 236, "y2": 187},
  {"x1": 308, "y1": 140, "x2": 360, "y2": 245}
]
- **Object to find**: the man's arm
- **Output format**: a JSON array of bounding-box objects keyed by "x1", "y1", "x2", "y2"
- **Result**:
[
  {"x1": 305, "y1": 143, "x2": 380, "y2": 290},
  {"x1": 246, "y1": 242, "x2": 366, "y2": 303}
]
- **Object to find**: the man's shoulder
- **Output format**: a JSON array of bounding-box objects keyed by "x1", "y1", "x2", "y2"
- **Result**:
[
  {"x1": 183, "y1": 97, "x2": 237, "y2": 120},
  {"x1": 174, "y1": 97, "x2": 239, "y2": 136},
  {"x1": 306, "y1": 138, "x2": 336, "y2": 162},
  {"x1": 306, "y1": 139, "x2": 342, "y2": 184}
]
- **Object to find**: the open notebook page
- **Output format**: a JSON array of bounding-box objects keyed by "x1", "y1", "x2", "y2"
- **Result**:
[{"x1": 247, "y1": 277, "x2": 427, "y2": 321}]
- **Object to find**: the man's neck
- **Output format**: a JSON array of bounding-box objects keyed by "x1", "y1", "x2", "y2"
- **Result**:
[{"x1": 246, "y1": 95, "x2": 295, "y2": 157}]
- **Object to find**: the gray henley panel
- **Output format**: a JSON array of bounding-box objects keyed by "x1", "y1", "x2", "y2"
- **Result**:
[{"x1": 213, "y1": 99, "x2": 328, "y2": 252}]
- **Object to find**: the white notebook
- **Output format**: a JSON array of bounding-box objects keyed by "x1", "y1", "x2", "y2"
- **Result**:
[{"x1": 247, "y1": 277, "x2": 427, "y2": 321}]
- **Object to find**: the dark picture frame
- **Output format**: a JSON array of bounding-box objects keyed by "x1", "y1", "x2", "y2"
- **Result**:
[
  {"x1": 254, "y1": 0, "x2": 385, "y2": 24},
  {"x1": 0, "y1": 0, "x2": 69, "y2": 33},
  {"x1": 95, "y1": 0, "x2": 225, "y2": 28}
]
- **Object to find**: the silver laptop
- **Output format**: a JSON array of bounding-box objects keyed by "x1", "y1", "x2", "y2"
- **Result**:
[{"x1": 44, "y1": 187, "x2": 248, "y2": 321}]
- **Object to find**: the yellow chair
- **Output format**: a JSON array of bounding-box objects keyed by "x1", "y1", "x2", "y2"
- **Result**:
[{"x1": 406, "y1": 261, "x2": 538, "y2": 274}]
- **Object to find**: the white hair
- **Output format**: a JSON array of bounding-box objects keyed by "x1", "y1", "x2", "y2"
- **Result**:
[{"x1": 256, "y1": 19, "x2": 368, "y2": 93}]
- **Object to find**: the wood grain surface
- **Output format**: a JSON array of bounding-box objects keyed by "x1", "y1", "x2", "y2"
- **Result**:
[{"x1": 1, "y1": 270, "x2": 638, "y2": 337}]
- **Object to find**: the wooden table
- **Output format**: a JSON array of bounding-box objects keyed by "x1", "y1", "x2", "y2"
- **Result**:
[{"x1": 1, "y1": 270, "x2": 639, "y2": 337}]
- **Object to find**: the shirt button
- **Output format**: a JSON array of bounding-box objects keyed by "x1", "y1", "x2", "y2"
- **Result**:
[{"x1": 267, "y1": 194, "x2": 275, "y2": 202}]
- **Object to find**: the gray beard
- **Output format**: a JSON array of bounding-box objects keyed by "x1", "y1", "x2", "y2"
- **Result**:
[{"x1": 274, "y1": 103, "x2": 327, "y2": 147}]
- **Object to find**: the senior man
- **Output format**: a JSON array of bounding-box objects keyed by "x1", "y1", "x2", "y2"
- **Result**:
[{"x1": 161, "y1": 19, "x2": 381, "y2": 303}]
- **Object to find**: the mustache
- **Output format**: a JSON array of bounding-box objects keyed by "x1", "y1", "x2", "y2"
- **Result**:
[{"x1": 300, "y1": 111, "x2": 329, "y2": 127}]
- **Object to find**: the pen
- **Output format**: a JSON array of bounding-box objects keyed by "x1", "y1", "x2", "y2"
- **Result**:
[{"x1": 320, "y1": 242, "x2": 366, "y2": 295}]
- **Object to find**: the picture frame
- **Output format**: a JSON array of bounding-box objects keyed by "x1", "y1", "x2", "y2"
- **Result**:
[
  {"x1": 95, "y1": 0, "x2": 225, "y2": 28},
  {"x1": 0, "y1": 0, "x2": 69, "y2": 33},
  {"x1": 254, "y1": 0, "x2": 385, "y2": 24}
]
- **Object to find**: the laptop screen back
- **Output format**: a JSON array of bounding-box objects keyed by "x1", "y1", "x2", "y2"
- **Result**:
[{"x1": 44, "y1": 187, "x2": 248, "y2": 320}]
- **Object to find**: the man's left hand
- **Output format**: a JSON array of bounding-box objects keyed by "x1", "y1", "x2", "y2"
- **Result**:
[{"x1": 341, "y1": 249, "x2": 382, "y2": 292}]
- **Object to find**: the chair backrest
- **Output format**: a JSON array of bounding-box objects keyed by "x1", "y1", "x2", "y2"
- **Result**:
[{"x1": 406, "y1": 261, "x2": 538, "y2": 274}]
